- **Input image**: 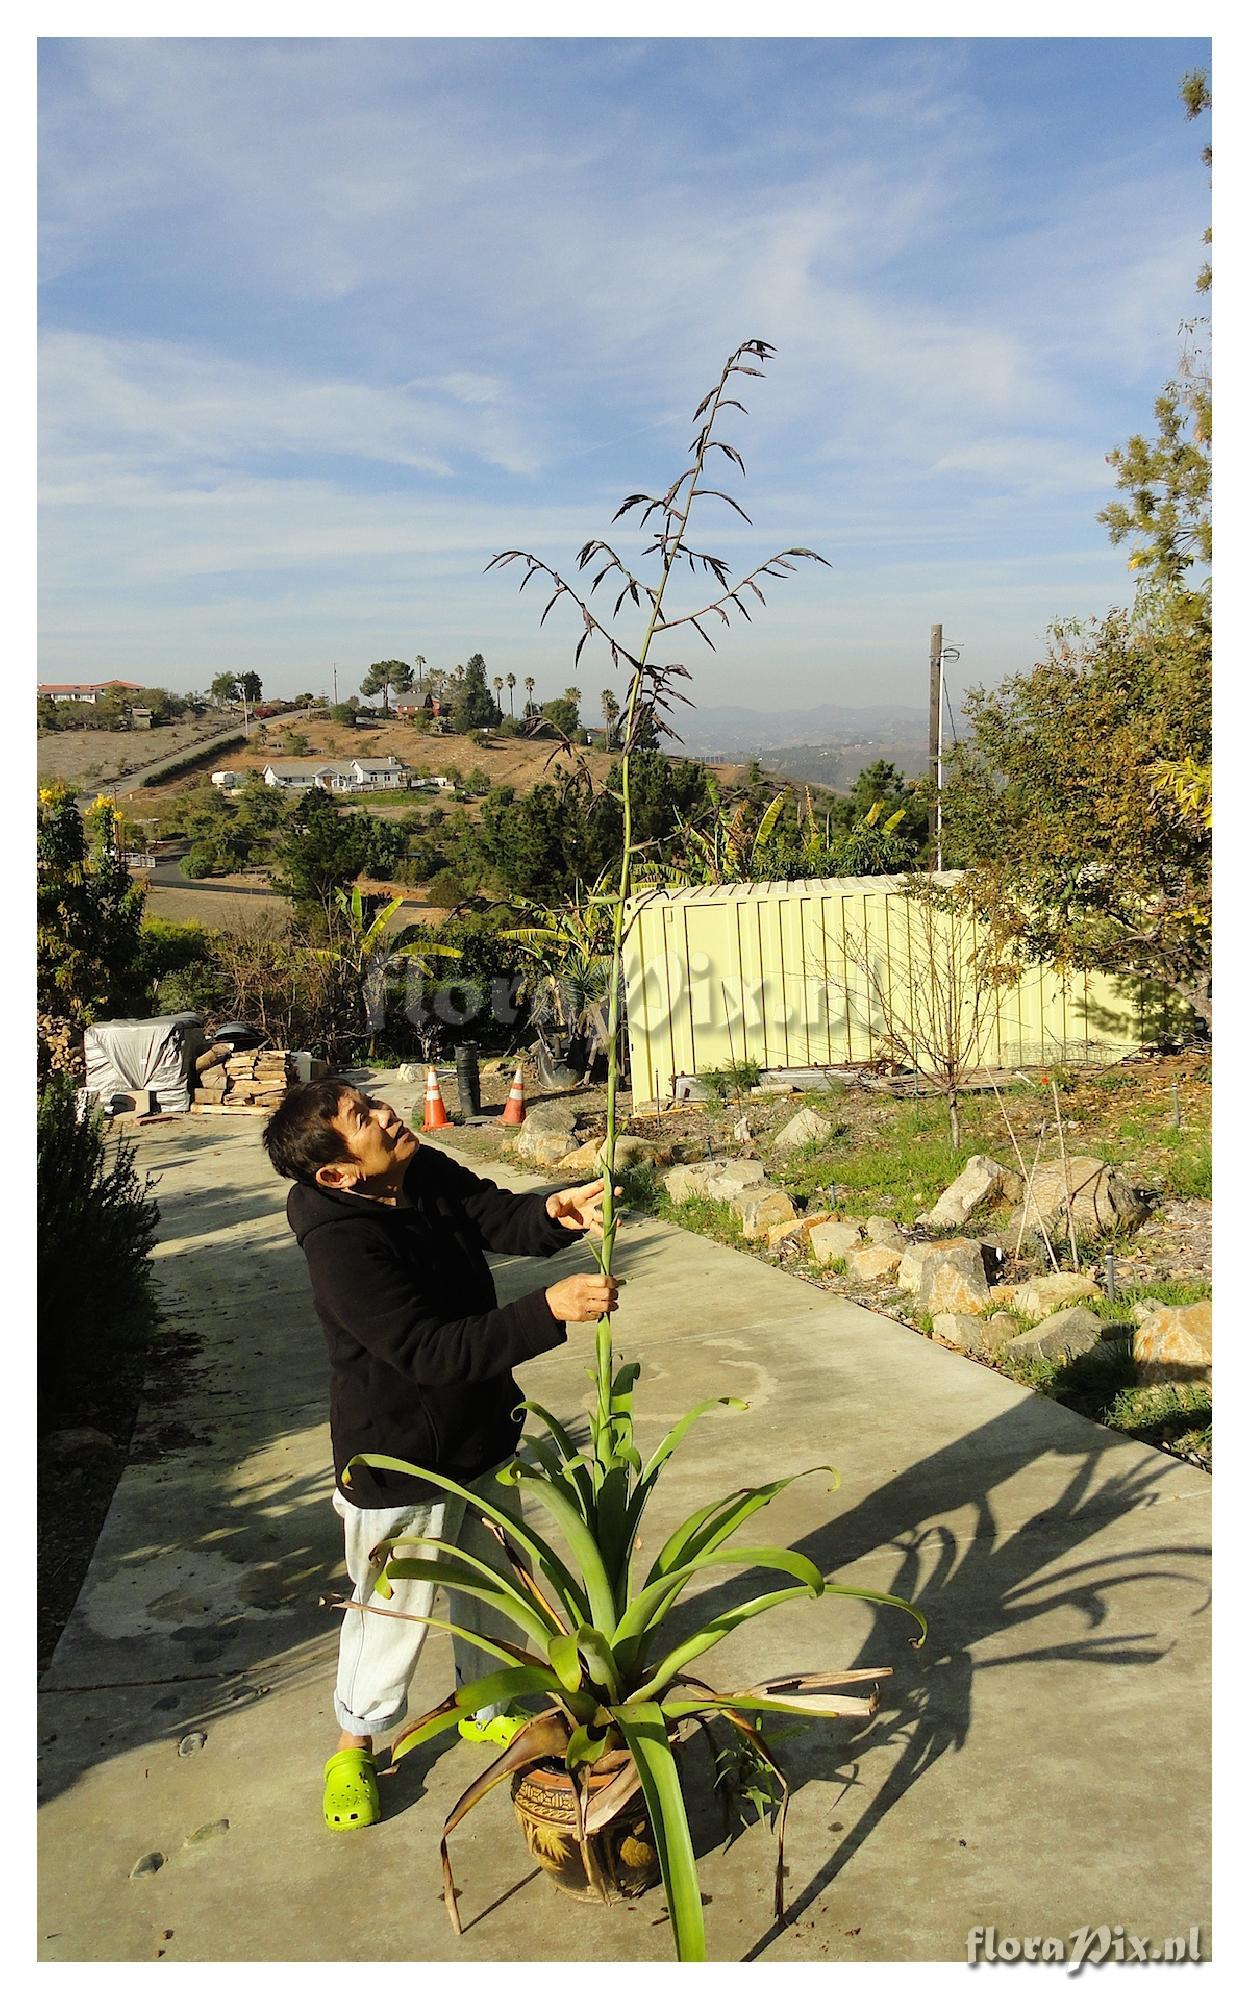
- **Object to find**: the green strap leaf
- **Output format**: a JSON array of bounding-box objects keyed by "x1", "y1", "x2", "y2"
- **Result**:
[
  {"x1": 645, "y1": 1466, "x2": 838, "y2": 1586},
  {"x1": 382, "y1": 1558, "x2": 556, "y2": 1651},
  {"x1": 505, "y1": 1464, "x2": 619, "y2": 1638},
  {"x1": 515, "y1": 1401, "x2": 597, "y2": 1511},
  {"x1": 630, "y1": 1587, "x2": 822, "y2": 1703},
  {"x1": 818, "y1": 1582, "x2": 928, "y2": 1644},
  {"x1": 345, "y1": 1452, "x2": 591, "y2": 1628},
  {"x1": 329, "y1": 1605, "x2": 543, "y2": 1678},
  {"x1": 547, "y1": 1633, "x2": 584, "y2": 1693},
  {"x1": 572, "y1": 1625, "x2": 622, "y2": 1703},
  {"x1": 610, "y1": 1704, "x2": 706, "y2": 1962},
  {"x1": 384, "y1": 1531, "x2": 563, "y2": 1637},
  {"x1": 614, "y1": 1544, "x2": 823, "y2": 1653},
  {"x1": 565, "y1": 1724, "x2": 609, "y2": 1768},
  {"x1": 619, "y1": 1398, "x2": 750, "y2": 1573}
]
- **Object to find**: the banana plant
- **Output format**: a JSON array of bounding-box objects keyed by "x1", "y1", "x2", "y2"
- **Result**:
[
  {"x1": 311, "y1": 885, "x2": 458, "y2": 1050},
  {"x1": 341, "y1": 1371, "x2": 925, "y2": 1960},
  {"x1": 498, "y1": 868, "x2": 618, "y2": 1051}
]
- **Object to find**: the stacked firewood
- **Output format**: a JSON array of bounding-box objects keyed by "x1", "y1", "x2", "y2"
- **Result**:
[{"x1": 193, "y1": 1045, "x2": 296, "y2": 1111}]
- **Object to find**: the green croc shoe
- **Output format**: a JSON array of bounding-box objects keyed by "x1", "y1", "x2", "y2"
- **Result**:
[
  {"x1": 323, "y1": 1748, "x2": 381, "y2": 1831},
  {"x1": 457, "y1": 1712, "x2": 525, "y2": 1749}
]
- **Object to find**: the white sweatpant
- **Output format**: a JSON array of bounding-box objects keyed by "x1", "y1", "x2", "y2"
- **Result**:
[{"x1": 332, "y1": 1465, "x2": 526, "y2": 1740}]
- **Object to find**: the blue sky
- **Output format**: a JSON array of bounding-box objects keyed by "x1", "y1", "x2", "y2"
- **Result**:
[{"x1": 37, "y1": 35, "x2": 1211, "y2": 717}]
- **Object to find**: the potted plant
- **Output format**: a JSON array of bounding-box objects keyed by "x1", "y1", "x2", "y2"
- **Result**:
[{"x1": 339, "y1": 342, "x2": 927, "y2": 1959}]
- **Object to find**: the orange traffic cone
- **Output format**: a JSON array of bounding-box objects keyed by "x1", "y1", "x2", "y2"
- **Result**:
[
  {"x1": 422, "y1": 1065, "x2": 451, "y2": 1131},
  {"x1": 500, "y1": 1063, "x2": 527, "y2": 1127}
]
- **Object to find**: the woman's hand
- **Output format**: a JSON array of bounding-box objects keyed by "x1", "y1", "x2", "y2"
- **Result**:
[
  {"x1": 545, "y1": 1272, "x2": 620, "y2": 1323},
  {"x1": 545, "y1": 1177, "x2": 623, "y2": 1237}
]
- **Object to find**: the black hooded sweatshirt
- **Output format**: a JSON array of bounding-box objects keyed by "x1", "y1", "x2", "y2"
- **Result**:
[{"x1": 287, "y1": 1141, "x2": 582, "y2": 1508}]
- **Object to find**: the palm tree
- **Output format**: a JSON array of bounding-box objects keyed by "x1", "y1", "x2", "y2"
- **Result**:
[
  {"x1": 601, "y1": 688, "x2": 620, "y2": 748},
  {"x1": 413, "y1": 652, "x2": 427, "y2": 694},
  {"x1": 524, "y1": 675, "x2": 535, "y2": 716},
  {"x1": 493, "y1": 675, "x2": 505, "y2": 720},
  {"x1": 505, "y1": 671, "x2": 516, "y2": 715}
]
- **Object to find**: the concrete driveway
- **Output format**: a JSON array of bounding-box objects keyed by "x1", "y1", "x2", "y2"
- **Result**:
[{"x1": 37, "y1": 1088, "x2": 1211, "y2": 1963}]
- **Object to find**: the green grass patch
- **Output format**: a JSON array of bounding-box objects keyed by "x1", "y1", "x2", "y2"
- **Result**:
[
  {"x1": 773, "y1": 1098, "x2": 997, "y2": 1223},
  {"x1": 656, "y1": 1191, "x2": 745, "y2": 1249},
  {"x1": 1082, "y1": 1279, "x2": 1211, "y2": 1325},
  {"x1": 617, "y1": 1161, "x2": 662, "y2": 1214}
]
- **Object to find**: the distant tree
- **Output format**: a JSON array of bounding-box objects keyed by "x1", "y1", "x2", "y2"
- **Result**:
[
  {"x1": 37, "y1": 787, "x2": 146, "y2": 1028},
  {"x1": 272, "y1": 788, "x2": 370, "y2": 921},
  {"x1": 360, "y1": 660, "x2": 414, "y2": 716},
  {"x1": 601, "y1": 689, "x2": 621, "y2": 748},
  {"x1": 238, "y1": 671, "x2": 263, "y2": 705},
  {"x1": 943, "y1": 603, "x2": 1210, "y2": 1025},
  {"x1": 452, "y1": 655, "x2": 498, "y2": 732},
  {"x1": 413, "y1": 652, "x2": 428, "y2": 692},
  {"x1": 847, "y1": 759, "x2": 929, "y2": 849},
  {"x1": 505, "y1": 672, "x2": 517, "y2": 715},
  {"x1": 541, "y1": 696, "x2": 580, "y2": 740},
  {"x1": 493, "y1": 675, "x2": 505, "y2": 719},
  {"x1": 210, "y1": 673, "x2": 241, "y2": 707},
  {"x1": 524, "y1": 676, "x2": 536, "y2": 715},
  {"x1": 330, "y1": 703, "x2": 358, "y2": 727}
]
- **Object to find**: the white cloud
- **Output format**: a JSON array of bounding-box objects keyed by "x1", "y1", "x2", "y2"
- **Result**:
[{"x1": 39, "y1": 329, "x2": 546, "y2": 478}]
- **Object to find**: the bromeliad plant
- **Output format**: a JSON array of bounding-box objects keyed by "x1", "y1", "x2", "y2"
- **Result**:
[
  {"x1": 339, "y1": 343, "x2": 926, "y2": 1959},
  {"x1": 345, "y1": 1391, "x2": 924, "y2": 1957}
]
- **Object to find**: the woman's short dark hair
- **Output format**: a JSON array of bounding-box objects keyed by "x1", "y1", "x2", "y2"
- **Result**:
[{"x1": 262, "y1": 1078, "x2": 355, "y2": 1183}]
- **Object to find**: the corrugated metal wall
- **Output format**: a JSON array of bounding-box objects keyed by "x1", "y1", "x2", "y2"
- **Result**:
[{"x1": 622, "y1": 875, "x2": 1175, "y2": 1096}]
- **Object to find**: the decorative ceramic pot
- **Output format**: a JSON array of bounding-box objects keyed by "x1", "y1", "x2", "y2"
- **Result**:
[{"x1": 511, "y1": 1757, "x2": 660, "y2": 1903}]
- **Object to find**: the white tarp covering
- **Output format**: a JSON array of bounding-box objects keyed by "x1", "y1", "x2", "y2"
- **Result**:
[{"x1": 84, "y1": 1013, "x2": 206, "y2": 1112}]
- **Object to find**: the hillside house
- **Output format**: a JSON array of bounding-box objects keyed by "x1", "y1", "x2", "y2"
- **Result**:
[
  {"x1": 261, "y1": 755, "x2": 411, "y2": 794},
  {"x1": 38, "y1": 680, "x2": 146, "y2": 705}
]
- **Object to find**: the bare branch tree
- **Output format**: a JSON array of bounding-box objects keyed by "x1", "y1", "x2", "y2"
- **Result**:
[{"x1": 839, "y1": 884, "x2": 1012, "y2": 1148}]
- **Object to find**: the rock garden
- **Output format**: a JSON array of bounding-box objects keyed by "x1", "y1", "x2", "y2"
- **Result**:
[{"x1": 450, "y1": 1046, "x2": 1211, "y2": 1470}]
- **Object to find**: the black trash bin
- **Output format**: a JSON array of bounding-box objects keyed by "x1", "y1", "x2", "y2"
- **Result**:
[{"x1": 454, "y1": 1042, "x2": 481, "y2": 1118}]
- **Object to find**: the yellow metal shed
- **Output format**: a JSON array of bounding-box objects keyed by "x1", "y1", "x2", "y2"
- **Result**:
[{"x1": 621, "y1": 874, "x2": 1174, "y2": 1098}]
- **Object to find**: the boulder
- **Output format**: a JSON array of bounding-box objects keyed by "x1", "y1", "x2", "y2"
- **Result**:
[
  {"x1": 916, "y1": 1155, "x2": 1022, "y2": 1232},
  {"x1": 510, "y1": 1103, "x2": 579, "y2": 1169},
  {"x1": 735, "y1": 1188, "x2": 798, "y2": 1239},
  {"x1": 772, "y1": 1107, "x2": 837, "y2": 1155},
  {"x1": 557, "y1": 1135, "x2": 664, "y2": 1178},
  {"x1": 662, "y1": 1158, "x2": 767, "y2": 1204},
  {"x1": 1002, "y1": 1305, "x2": 1105, "y2": 1362},
  {"x1": 555, "y1": 1138, "x2": 605, "y2": 1178},
  {"x1": 865, "y1": 1215, "x2": 908, "y2": 1246},
  {"x1": 808, "y1": 1219, "x2": 864, "y2": 1267},
  {"x1": 766, "y1": 1209, "x2": 834, "y2": 1249},
  {"x1": 931, "y1": 1312, "x2": 993, "y2": 1355},
  {"x1": 1012, "y1": 1272, "x2": 1100, "y2": 1324},
  {"x1": 1130, "y1": 1297, "x2": 1168, "y2": 1325},
  {"x1": 1006, "y1": 1157, "x2": 1149, "y2": 1243},
  {"x1": 1132, "y1": 1301, "x2": 1212, "y2": 1381},
  {"x1": 896, "y1": 1238, "x2": 991, "y2": 1315},
  {"x1": 984, "y1": 1311, "x2": 1021, "y2": 1340},
  {"x1": 848, "y1": 1244, "x2": 903, "y2": 1284}
]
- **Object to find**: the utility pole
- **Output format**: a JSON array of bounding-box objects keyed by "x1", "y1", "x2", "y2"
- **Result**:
[{"x1": 928, "y1": 624, "x2": 942, "y2": 865}]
